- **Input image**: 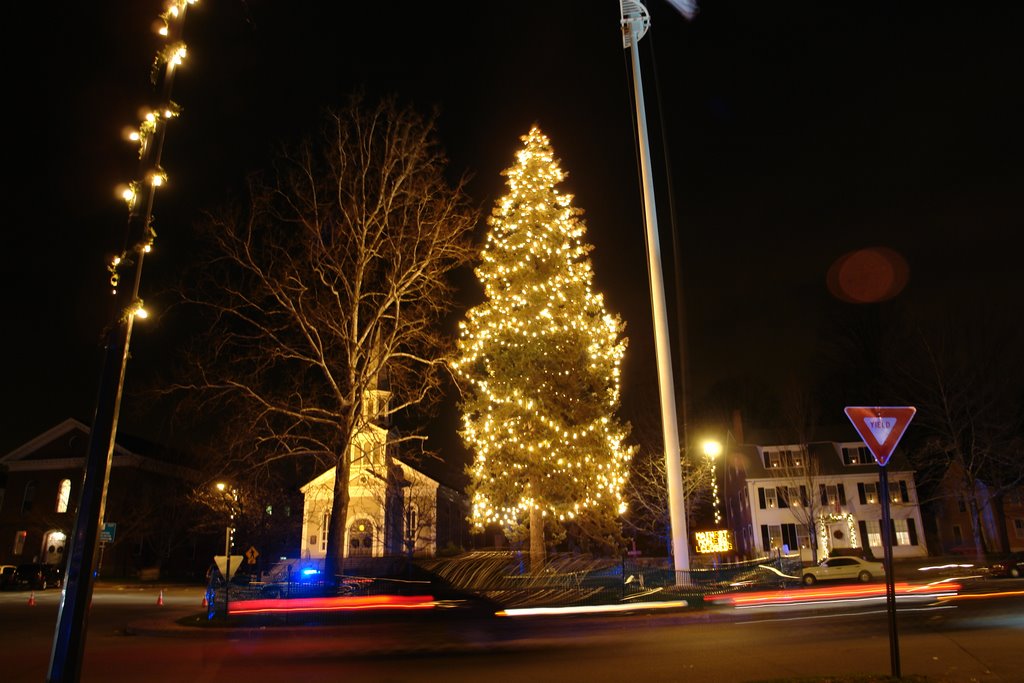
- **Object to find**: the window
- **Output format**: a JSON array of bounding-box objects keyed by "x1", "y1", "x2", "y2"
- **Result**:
[
  {"x1": 866, "y1": 520, "x2": 882, "y2": 547},
  {"x1": 320, "y1": 512, "x2": 329, "y2": 552},
  {"x1": 826, "y1": 485, "x2": 839, "y2": 507},
  {"x1": 957, "y1": 496, "x2": 967, "y2": 513},
  {"x1": 22, "y1": 482, "x2": 36, "y2": 514},
  {"x1": 1014, "y1": 519, "x2": 1024, "y2": 539},
  {"x1": 762, "y1": 448, "x2": 805, "y2": 469},
  {"x1": 862, "y1": 482, "x2": 878, "y2": 504},
  {"x1": 780, "y1": 523, "x2": 800, "y2": 551},
  {"x1": 405, "y1": 505, "x2": 418, "y2": 544},
  {"x1": 796, "y1": 524, "x2": 810, "y2": 550},
  {"x1": 894, "y1": 519, "x2": 911, "y2": 545},
  {"x1": 13, "y1": 530, "x2": 27, "y2": 555},
  {"x1": 952, "y1": 525, "x2": 963, "y2": 545},
  {"x1": 842, "y1": 446, "x2": 874, "y2": 465},
  {"x1": 764, "y1": 488, "x2": 778, "y2": 509},
  {"x1": 787, "y1": 487, "x2": 802, "y2": 507},
  {"x1": 56, "y1": 479, "x2": 71, "y2": 514}
]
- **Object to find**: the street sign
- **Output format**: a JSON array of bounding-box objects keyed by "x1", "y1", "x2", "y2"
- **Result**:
[
  {"x1": 245, "y1": 546, "x2": 260, "y2": 565},
  {"x1": 844, "y1": 406, "x2": 916, "y2": 467},
  {"x1": 99, "y1": 522, "x2": 117, "y2": 544}
]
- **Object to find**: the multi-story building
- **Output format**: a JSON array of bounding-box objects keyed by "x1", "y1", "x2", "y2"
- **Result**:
[
  {"x1": 0, "y1": 418, "x2": 203, "y2": 578},
  {"x1": 929, "y1": 460, "x2": 1024, "y2": 555},
  {"x1": 723, "y1": 439, "x2": 927, "y2": 562}
]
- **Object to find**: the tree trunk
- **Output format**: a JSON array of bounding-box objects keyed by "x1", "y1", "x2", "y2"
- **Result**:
[
  {"x1": 968, "y1": 497, "x2": 987, "y2": 561},
  {"x1": 324, "y1": 453, "x2": 352, "y2": 582},
  {"x1": 530, "y1": 503, "x2": 545, "y2": 573}
]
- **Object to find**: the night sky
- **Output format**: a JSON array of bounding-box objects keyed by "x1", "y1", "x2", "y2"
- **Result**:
[{"x1": 9, "y1": 1, "x2": 1021, "y2": 466}]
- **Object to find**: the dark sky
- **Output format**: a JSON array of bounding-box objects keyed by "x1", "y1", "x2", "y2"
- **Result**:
[{"x1": 9, "y1": 1, "x2": 1021, "y2": 462}]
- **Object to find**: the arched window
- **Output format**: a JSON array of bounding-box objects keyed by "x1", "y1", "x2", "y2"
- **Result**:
[
  {"x1": 22, "y1": 482, "x2": 36, "y2": 514},
  {"x1": 56, "y1": 479, "x2": 71, "y2": 513}
]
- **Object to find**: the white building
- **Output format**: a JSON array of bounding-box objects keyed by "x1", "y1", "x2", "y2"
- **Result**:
[
  {"x1": 298, "y1": 390, "x2": 465, "y2": 561},
  {"x1": 724, "y1": 440, "x2": 927, "y2": 562}
]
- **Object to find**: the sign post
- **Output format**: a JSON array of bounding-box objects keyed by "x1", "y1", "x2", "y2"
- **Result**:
[{"x1": 845, "y1": 406, "x2": 916, "y2": 679}]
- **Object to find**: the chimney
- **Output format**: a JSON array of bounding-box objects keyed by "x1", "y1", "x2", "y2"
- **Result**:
[{"x1": 731, "y1": 409, "x2": 744, "y2": 445}]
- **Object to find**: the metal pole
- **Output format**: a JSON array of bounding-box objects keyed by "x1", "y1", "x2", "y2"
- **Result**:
[
  {"x1": 879, "y1": 466, "x2": 901, "y2": 678},
  {"x1": 47, "y1": 6, "x2": 191, "y2": 680},
  {"x1": 224, "y1": 527, "x2": 231, "y2": 620},
  {"x1": 623, "y1": 14, "x2": 690, "y2": 577}
]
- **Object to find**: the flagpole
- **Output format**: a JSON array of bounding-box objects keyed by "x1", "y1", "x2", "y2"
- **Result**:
[{"x1": 620, "y1": 0, "x2": 690, "y2": 578}]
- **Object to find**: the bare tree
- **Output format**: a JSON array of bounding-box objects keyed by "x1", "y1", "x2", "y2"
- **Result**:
[
  {"x1": 891, "y1": 310, "x2": 1024, "y2": 559},
  {"x1": 170, "y1": 96, "x2": 477, "y2": 578},
  {"x1": 769, "y1": 449, "x2": 833, "y2": 563},
  {"x1": 768, "y1": 381, "x2": 831, "y2": 563},
  {"x1": 624, "y1": 445, "x2": 709, "y2": 556}
]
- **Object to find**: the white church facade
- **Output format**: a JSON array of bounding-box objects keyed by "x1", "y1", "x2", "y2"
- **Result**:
[{"x1": 298, "y1": 390, "x2": 466, "y2": 561}]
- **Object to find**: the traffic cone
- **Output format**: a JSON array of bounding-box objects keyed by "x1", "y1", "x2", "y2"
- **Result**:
[
  {"x1": 202, "y1": 594, "x2": 208, "y2": 607},
  {"x1": 157, "y1": 590, "x2": 164, "y2": 606},
  {"x1": 28, "y1": 591, "x2": 36, "y2": 607}
]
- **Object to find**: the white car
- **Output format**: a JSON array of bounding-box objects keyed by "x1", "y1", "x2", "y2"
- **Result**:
[{"x1": 801, "y1": 556, "x2": 885, "y2": 586}]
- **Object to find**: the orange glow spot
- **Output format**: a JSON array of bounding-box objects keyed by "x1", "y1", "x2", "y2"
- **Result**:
[{"x1": 827, "y1": 247, "x2": 909, "y2": 303}]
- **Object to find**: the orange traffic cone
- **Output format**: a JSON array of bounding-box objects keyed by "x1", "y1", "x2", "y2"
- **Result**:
[
  {"x1": 28, "y1": 591, "x2": 36, "y2": 606},
  {"x1": 157, "y1": 590, "x2": 164, "y2": 606}
]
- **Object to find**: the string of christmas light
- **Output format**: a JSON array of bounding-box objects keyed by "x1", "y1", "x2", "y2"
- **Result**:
[
  {"x1": 108, "y1": 0, "x2": 197, "y2": 315},
  {"x1": 454, "y1": 126, "x2": 634, "y2": 535}
]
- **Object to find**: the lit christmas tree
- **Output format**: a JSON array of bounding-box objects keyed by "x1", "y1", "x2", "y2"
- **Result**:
[{"x1": 454, "y1": 126, "x2": 633, "y2": 567}]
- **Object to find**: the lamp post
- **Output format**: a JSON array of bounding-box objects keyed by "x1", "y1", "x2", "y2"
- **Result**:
[{"x1": 216, "y1": 482, "x2": 237, "y2": 620}]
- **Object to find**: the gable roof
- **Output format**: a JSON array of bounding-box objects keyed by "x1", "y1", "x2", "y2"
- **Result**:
[{"x1": 0, "y1": 418, "x2": 199, "y2": 480}]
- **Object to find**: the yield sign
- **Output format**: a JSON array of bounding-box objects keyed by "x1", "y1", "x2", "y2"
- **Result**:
[{"x1": 844, "y1": 406, "x2": 916, "y2": 467}]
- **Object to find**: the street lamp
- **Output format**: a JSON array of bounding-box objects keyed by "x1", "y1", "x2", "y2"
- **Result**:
[
  {"x1": 702, "y1": 440, "x2": 722, "y2": 527},
  {"x1": 215, "y1": 482, "x2": 237, "y2": 620}
]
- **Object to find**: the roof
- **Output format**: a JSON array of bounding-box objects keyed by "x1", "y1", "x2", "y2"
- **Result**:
[
  {"x1": 0, "y1": 418, "x2": 199, "y2": 481},
  {"x1": 729, "y1": 439, "x2": 916, "y2": 481}
]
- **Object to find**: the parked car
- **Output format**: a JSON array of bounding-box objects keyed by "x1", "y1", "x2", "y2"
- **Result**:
[
  {"x1": 0, "y1": 565, "x2": 16, "y2": 588},
  {"x1": 983, "y1": 552, "x2": 1024, "y2": 578},
  {"x1": 801, "y1": 556, "x2": 885, "y2": 586},
  {"x1": 4, "y1": 563, "x2": 65, "y2": 590}
]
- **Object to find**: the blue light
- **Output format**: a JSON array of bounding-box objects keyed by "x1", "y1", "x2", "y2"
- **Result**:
[{"x1": 301, "y1": 568, "x2": 320, "y2": 577}]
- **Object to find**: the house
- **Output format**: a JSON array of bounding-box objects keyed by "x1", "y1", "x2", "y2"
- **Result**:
[
  {"x1": 929, "y1": 460, "x2": 1024, "y2": 555},
  {"x1": 298, "y1": 389, "x2": 467, "y2": 562},
  {"x1": 0, "y1": 418, "x2": 203, "y2": 578},
  {"x1": 723, "y1": 439, "x2": 927, "y2": 562}
]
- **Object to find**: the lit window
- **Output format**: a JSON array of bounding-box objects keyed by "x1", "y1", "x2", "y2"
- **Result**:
[
  {"x1": 56, "y1": 479, "x2": 71, "y2": 513},
  {"x1": 866, "y1": 520, "x2": 881, "y2": 547},
  {"x1": 864, "y1": 483, "x2": 878, "y2": 504},
  {"x1": 764, "y1": 488, "x2": 778, "y2": 509},
  {"x1": 826, "y1": 485, "x2": 839, "y2": 507},
  {"x1": 894, "y1": 519, "x2": 910, "y2": 545},
  {"x1": 320, "y1": 512, "x2": 329, "y2": 552},
  {"x1": 13, "y1": 530, "x2": 27, "y2": 555}
]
